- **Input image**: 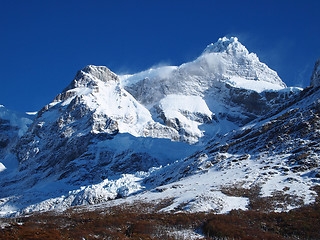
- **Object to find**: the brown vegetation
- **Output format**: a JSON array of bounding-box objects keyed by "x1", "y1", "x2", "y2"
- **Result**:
[
  {"x1": 1, "y1": 199, "x2": 320, "y2": 239},
  {"x1": 203, "y1": 204, "x2": 320, "y2": 240}
]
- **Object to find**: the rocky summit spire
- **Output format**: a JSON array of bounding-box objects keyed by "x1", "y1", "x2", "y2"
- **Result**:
[
  {"x1": 311, "y1": 58, "x2": 320, "y2": 87},
  {"x1": 63, "y1": 65, "x2": 119, "y2": 92},
  {"x1": 202, "y1": 36, "x2": 249, "y2": 55},
  {"x1": 79, "y1": 65, "x2": 119, "y2": 83}
]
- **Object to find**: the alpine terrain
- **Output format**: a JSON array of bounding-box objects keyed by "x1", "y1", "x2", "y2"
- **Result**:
[{"x1": 0, "y1": 37, "x2": 319, "y2": 220}]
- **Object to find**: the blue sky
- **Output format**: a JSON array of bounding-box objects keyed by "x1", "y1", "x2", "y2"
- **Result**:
[{"x1": 1, "y1": 0, "x2": 319, "y2": 112}]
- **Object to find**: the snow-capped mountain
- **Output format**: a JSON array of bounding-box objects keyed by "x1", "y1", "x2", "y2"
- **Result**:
[
  {"x1": 0, "y1": 37, "x2": 318, "y2": 217},
  {"x1": 121, "y1": 37, "x2": 299, "y2": 143}
]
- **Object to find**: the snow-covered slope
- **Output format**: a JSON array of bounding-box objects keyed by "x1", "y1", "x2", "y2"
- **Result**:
[
  {"x1": 140, "y1": 85, "x2": 320, "y2": 212},
  {"x1": 0, "y1": 105, "x2": 33, "y2": 172},
  {"x1": 0, "y1": 105, "x2": 32, "y2": 137},
  {"x1": 0, "y1": 37, "x2": 317, "y2": 217}
]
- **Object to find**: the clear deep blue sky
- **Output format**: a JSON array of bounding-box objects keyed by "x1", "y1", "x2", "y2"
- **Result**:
[{"x1": 1, "y1": 0, "x2": 319, "y2": 112}]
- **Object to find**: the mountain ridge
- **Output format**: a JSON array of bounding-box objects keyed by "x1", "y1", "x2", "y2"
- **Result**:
[{"x1": 0, "y1": 37, "x2": 318, "y2": 217}]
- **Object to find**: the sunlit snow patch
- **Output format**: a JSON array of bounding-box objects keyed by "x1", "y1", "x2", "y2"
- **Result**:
[
  {"x1": 0, "y1": 163, "x2": 6, "y2": 173},
  {"x1": 226, "y1": 76, "x2": 284, "y2": 93}
]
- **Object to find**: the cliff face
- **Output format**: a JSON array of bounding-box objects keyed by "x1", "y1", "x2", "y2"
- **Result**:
[{"x1": 311, "y1": 58, "x2": 320, "y2": 87}]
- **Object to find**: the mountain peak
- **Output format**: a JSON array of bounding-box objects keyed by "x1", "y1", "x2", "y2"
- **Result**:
[
  {"x1": 79, "y1": 65, "x2": 119, "y2": 83},
  {"x1": 311, "y1": 58, "x2": 320, "y2": 87},
  {"x1": 203, "y1": 36, "x2": 249, "y2": 55},
  {"x1": 63, "y1": 65, "x2": 119, "y2": 92}
]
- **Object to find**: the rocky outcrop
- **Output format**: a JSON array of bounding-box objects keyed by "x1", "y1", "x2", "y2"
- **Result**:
[
  {"x1": 311, "y1": 58, "x2": 320, "y2": 87},
  {"x1": 64, "y1": 65, "x2": 119, "y2": 91}
]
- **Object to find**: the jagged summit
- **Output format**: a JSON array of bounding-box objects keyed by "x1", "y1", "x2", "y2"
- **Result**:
[
  {"x1": 202, "y1": 36, "x2": 249, "y2": 55},
  {"x1": 311, "y1": 58, "x2": 320, "y2": 87},
  {"x1": 63, "y1": 65, "x2": 119, "y2": 92},
  {"x1": 122, "y1": 36, "x2": 287, "y2": 110},
  {"x1": 80, "y1": 65, "x2": 119, "y2": 83}
]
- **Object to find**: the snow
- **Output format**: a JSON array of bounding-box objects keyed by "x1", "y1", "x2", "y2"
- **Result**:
[
  {"x1": 159, "y1": 95, "x2": 212, "y2": 116},
  {"x1": 53, "y1": 75, "x2": 156, "y2": 138},
  {"x1": 203, "y1": 36, "x2": 249, "y2": 55},
  {"x1": 197, "y1": 37, "x2": 286, "y2": 88},
  {"x1": 74, "y1": 162, "x2": 250, "y2": 215},
  {"x1": 26, "y1": 111, "x2": 38, "y2": 116},
  {"x1": 278, "y1": 86, "x2": 303, "y2": 93},
  {"x1": 0, "y1": 105, "x2": 33, "y2": 137},
  {"x1": 114, "y1": 36, "x2": 287, "y2": 143},
  {"x1": 0, "y1": 154, "x2": 19, "y2": 172},
  {"x1": 0, "y1": 163, "x2": 6, "y2": 172},
  {"x1": 226, "y1": 76, "x2": 284, "y2": 92},
  {"x1": 119, "y1": 37, "x2": 286, "y2": 110},
  {"x1": 119, "y1": 66, "x2": 177, "y2": 87},
  {"x1": 41, "y1": 108, "x2": 59, "y2": 123},
  {"x1": 92, "y1": 81, "x2": 153, "y2": 136},
  {"x1": 0, "y1": 201, "x2": 17, "y2": 217},
  {"x1": 167, "y1": 229, "x2": 205, "y2": 239},
  {"x1": 137, "y1": 152, "x2": 316, "y2": 213},
  {"x1": 99, "y1": 133, "x2": 200, "y2": 166},
  {"x1": 153, "y1": 176, "x2": 249, "y2": 214},
  {"x1": 158, "y1": 95, "x2": 213, "y2": 142}
]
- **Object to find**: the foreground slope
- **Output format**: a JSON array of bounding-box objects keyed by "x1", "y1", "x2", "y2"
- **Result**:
[{"x1": 138, "y1": 85, "x2": 320, "y2": 212}]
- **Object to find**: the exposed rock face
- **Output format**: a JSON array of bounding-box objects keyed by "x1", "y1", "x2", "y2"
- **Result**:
[
  {"x1": 64, "y1": 65, "x2": 119, "y2": 91},
  {"x1": 311, "y1": 58, "x2": 320, "y2": 87}
]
